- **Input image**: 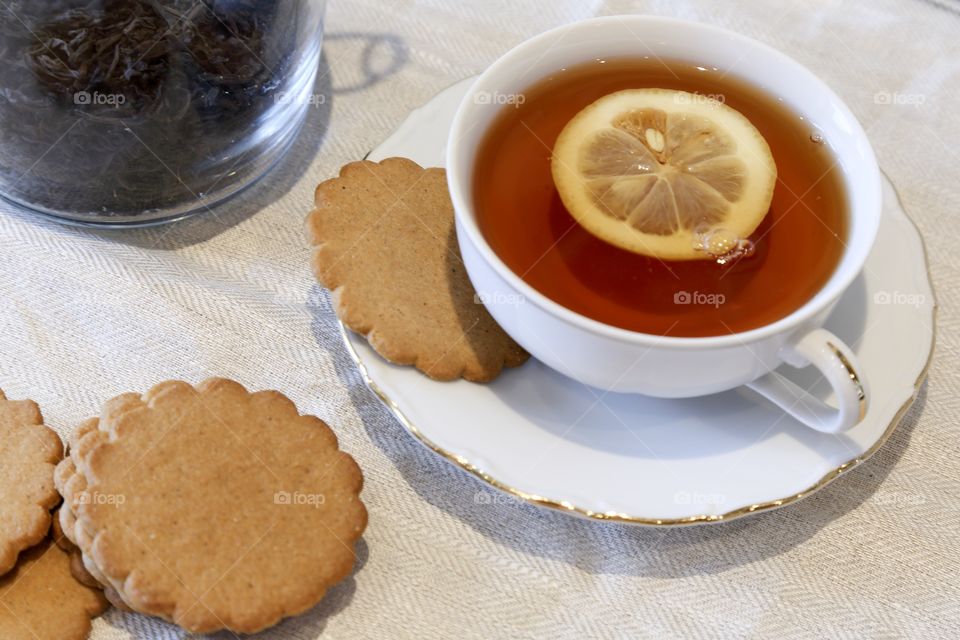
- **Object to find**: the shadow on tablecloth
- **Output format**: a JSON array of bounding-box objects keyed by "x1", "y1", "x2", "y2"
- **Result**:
[{"x1": 101, "y1": 538, "x2": 369, "y2": 638}]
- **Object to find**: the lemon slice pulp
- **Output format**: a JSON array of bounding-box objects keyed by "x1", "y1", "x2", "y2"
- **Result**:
[{"x1": 551, "y1": 89, "x2": 777, "y2": 261}]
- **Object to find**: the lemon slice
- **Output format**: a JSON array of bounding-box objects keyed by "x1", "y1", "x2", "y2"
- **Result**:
[{"x1": 551, "y1": 89, "x2": 777, "y2": 260}]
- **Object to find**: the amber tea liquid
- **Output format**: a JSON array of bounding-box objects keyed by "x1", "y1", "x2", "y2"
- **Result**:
[{"x1": 473, "y1": 58, "x2": 848, "y2": 337}]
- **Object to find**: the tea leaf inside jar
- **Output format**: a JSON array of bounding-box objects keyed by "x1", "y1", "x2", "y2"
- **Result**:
[
  {"x1": 28, "y1": 1, "x2": 172, "y2": 114},
  {"x1": 0, "y1": 0, "x2": 295, "y2": 217}
]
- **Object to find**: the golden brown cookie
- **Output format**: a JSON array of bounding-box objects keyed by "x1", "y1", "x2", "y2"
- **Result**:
[
  {"x1": 52, "y1": 508, "x2": 75, "y2": 552},
  {"x1": 0, "y1": 539, "x2": 107, "y2": 640},
  {"x1": 53, "y1": 421, "x2": 97, "y2": 552},
  {"x1": 54, "y1": 458, "x2": 79, "y2": 543},
  {"x1": 64, "y1": 497, "x2": 128, "y2": 606},
  {"x1": 0, "y1": 390, "x2": 63, "y2": 577},
  {"x1": 68, "y1": 546, "x2": 130, "y2": 613},
  {"x1": 71, "y1": 378, "x2": 367, "y2": 634},
  {"x1": 56, "y1": 485, "x2": 80, "y2": 549},
  {"x1": 101, "y1": 583, "x2": 132, "y2": 612},
  {"x1": 55, "y1": 423, "x2": 135, "y2": 612},
  {"x1": 69, "y1": 549, "x2": 100, "y2": 589},
  {"x1": 306, "y1": 157, "x2": 529, "y2": 382}
]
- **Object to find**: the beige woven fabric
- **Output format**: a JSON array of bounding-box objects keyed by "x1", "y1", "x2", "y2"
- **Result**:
[{"x1": 0, "y1": 1, "x2": 957, "y2": 638}]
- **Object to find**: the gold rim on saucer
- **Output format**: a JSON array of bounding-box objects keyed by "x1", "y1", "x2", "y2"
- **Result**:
[{"x1": 339, "y1": 316, "x2": 933, "y2": 525}]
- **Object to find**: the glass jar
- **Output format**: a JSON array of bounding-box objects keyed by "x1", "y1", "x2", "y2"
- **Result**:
[{"x1": 0, "y1": 0, "x2": 325, "y2": 226}]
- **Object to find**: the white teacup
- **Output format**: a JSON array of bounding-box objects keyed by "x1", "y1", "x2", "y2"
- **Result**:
[{"x1": 446, "y1": 16, "x2": 882, "y2": 434}]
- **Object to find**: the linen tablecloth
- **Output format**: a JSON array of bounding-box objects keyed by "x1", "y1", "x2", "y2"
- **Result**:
[{"x1": 1, "y1": 1, "x2": 957, "y2": 638}]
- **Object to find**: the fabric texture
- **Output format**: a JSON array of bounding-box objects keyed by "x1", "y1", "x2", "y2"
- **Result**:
[{"x1": 0, "y1": 1, "x2": 957, "y2": 638}]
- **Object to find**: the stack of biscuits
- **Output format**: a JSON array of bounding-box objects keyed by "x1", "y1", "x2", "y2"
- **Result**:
[
  {"x1": 0, "y1": 389, "x2": 107, "y2": 640},
  {"x1": 52, "y1": 378, "x2": 367, "y2": 635}
]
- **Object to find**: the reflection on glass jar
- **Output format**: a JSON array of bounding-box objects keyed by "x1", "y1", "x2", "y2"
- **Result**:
[{"x1": 0, "y1": 0, "x2": 326, "y2": 226}]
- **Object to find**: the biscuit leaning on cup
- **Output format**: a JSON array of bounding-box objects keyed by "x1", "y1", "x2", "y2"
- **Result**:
[{"x1": 306, "y1": 157, "x2": 529, "y2": 382}]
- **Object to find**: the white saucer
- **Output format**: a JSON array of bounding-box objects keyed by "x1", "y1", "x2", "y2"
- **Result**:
[{"x1": 343, "y1": 78, "x2": 936, "y2": 525}]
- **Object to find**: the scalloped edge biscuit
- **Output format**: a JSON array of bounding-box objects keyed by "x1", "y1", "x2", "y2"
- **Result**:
[
  {"x1": 55, "y1": 422, "x2": 135, "y2": 612},
  {"x1": 305, "y1": 157, "x2": 529, "y2": 382},
  {"x1": 70, "y1": 378, "x2": 367, "y2": 634},
  {"x1": 0, "y1": 538, "x2": 108, "y2": 640},
  {"x1": 0, "y1": 389, "x2": 64, "y2": 577}
]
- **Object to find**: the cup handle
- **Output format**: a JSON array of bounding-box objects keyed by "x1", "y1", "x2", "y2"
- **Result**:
[{"x1": 745, "y1": 328, "x2": 868, "y2": 434}]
